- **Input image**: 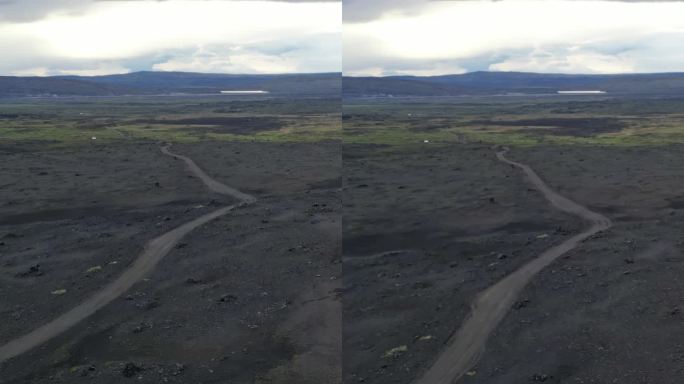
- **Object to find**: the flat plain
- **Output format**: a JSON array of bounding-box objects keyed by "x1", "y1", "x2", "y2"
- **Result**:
[
  {"x1": 0, "y1": 95, "x2": 341, "y2": 383},
  {"x1": 342, "y1": 94, "x2": 684, "y2": 384}
]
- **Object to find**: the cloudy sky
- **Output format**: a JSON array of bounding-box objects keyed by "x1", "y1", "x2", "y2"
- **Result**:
[
  {"x1": 0, "y1": 0, "x2": 341, "y2": 76},
  {"x1": 344, "y1": 0, "x2": 684, "y2": 76}
]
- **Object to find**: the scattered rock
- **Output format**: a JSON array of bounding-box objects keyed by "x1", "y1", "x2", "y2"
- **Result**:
[
  {"x1": 70, "y1": 365, "x2": 96, "y2": 377},
  {"x1": 171, "y1": 363, "x2": 185, "y2": 376},
  {"x1": 16, "y1": 264, "x2": 43, "y2": 278},
  {"x1": 532, "y1": 373, "x2": 550, "y2": 382},
  {"x1": 132, "y1": 322, "x2": 152, "y2": 333},
  {"x1": 382, "y1": 345, "x2": 408, "y2": 359},
  {"x1": 81, "y1": 365, "x2": 96, "y2": 376},
  {"x1": 513, "y1": 299, "x2": 530, "y2": 310},
  {"x1": 412, "y1": 281, "x2": 433, "y2": 289},
  {"x1": 122, "y1": 362, "x2": 142, "y2": 378},
  {"x1": 85, "y1": 265, "x2": 102, "y2": 273},
  {"x1": 135, "y1": 298, "x2": 160, "y2": 310},
  {"x1": 554, "y1": 226, "x2": 572, "y2": 235},
  {"x1": 219, "y1": 294, "x2": 237, "y2": 303}
]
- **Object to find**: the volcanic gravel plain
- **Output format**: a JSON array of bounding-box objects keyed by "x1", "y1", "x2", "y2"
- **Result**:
[{"x1": 0, "y1": 96, "x2": 341, "y2": 383}]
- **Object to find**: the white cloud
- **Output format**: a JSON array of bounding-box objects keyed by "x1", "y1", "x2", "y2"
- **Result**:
[
  {"x1": 0, "y1": 1, "x2": 341, "y2": 75},
  {"x1": 344, "y1": 0, "x2": 684, "y2": 75},
  {"x1": 22, "y1": 1, "x2": 339, "y2": 60},
  {"x1": 10, "y1": 67, "x2": 51, "y2": 76},
  {"x1": 7, "y1": 62, "x2": 130, "y2": 76},
  {"x1": 389, "y1": 64, "x2": 467, "y2": 77},
  {"x1": 489, "y1": 48, "x2": 635, "y2": 74},
  {"x1": 153, "y1": 47, "x2": 300, "y2": 74},
  {"x1": 345, "y1": 63, "x2": 466, "y2": 77},
  {"x1": 344, "y1": 67, "x2": 386, "y2": 77},
  {"x1": 57, "y1": 63, "x2": 131, "y2": 76}
]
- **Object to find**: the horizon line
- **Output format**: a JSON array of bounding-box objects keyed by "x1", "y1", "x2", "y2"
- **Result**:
[
  {"x1": 0, "y1": 70, "x2": 343, "y2": 78},
  {"x1": 342, "y1": 70, "x2": 684, "y2": 78}
]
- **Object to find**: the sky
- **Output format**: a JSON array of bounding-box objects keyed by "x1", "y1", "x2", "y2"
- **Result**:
[
  {"x1": 0, "y1": 0, "x2": 341, "y2": 76},
  {"x1": 344, "y1": 0, "x2": 684, "y2": 76}
]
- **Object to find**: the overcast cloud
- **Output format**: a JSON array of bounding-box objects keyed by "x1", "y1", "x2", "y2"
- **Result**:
[
  {"x1": 4, "y1": 0, "x2": 681, "y2": 77},
  {"x1": 344, "y1": 0, "x2": 684, "y2": 76},
  {"x1": 0, "y1": 0, "x2": 341, "y2": 76}
]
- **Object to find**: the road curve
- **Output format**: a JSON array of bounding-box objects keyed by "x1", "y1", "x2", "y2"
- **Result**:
[
  {"x1": 161, "y1": 145, "x2": 256, "y2": 203},
  {"x1": 0, "y1": 145, "x2": 255, "y2": 363},
  {"x1": 415, "y1": 147, "x2": 611, "y2": 384}
]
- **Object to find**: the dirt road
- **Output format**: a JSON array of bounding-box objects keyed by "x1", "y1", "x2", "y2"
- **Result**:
[
  {"x1": 415, "y1": 147, "x2": 611, "y2": 384},
  {"x1": 0, "y1": 145, "x2": 255, "y2": 363},
  {"x1": 161, "y1": 145, "x2": 256, "y2": 203}
]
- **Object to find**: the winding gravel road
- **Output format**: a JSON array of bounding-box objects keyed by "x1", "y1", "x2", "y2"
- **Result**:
[
  {"x1": 415, "y1": 147, "x2": 611, "y2": 384},
  {"x1": 160, "y1": 145, "x2": 256, "y2": 203},
  {"x1": 0, "y1": 144, "x2": 255, "y2": 363}
]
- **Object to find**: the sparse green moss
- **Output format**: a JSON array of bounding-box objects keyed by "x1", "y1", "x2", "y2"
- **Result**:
[
  {"x1": 343, "y1": 97, "x2": 684, "y2": 147},
  {"x1": 0, "y1": 96, "x2": 340, "y2": 144}
]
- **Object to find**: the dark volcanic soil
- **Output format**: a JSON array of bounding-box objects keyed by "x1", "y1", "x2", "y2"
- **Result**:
[
  {"x1": 0, "y1": 141, "x2": 216, "y2": 345},
  {"x1": 462, "y1": 145, "x2": 684, "y2": 384},
  {"x1": 342, "y1": 143, "x2": 584, "y2": 384},
  {"x1": 0, "y1": 140, "x2": 341, "y2": 383},
  {"x1": 341, "y1": 91, "x2": 684, "y2": 384},
  {"x1": 469, "y1": 117, "x2": 627, "y2": 137},
  {"x1": 343, "y1": 141, "x2": 684, "y2": 384},
  {"x1": 137, "y1": 116, "x2": 284, "y2": 135}
]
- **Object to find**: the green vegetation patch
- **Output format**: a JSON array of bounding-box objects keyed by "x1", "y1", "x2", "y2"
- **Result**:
[
  {"x1": 0, "y1": 96, "x2": 340, "y2": 145},
  {"x1": 343, "y1": 96, "x2": 684, "y2": 147}
]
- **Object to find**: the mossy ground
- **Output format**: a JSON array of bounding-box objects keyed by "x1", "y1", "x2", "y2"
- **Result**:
[
  {"x1": 0, "y1": 96, "x2": 340, "y2": 146},
  {"x1": 343, "y1": 96, "x2": 684, "y2": 147}
]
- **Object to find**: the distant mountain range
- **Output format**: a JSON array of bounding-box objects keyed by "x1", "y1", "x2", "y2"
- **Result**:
[
  {"x1": 4, "y1": 71, "x2": 683, "y2": 98},
  {"x1": 343, "y1": 71, "x2": 684, "y2": 97},
  {"x1": 0, "y1": 71, "x2": 341, "y2": 97}
]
